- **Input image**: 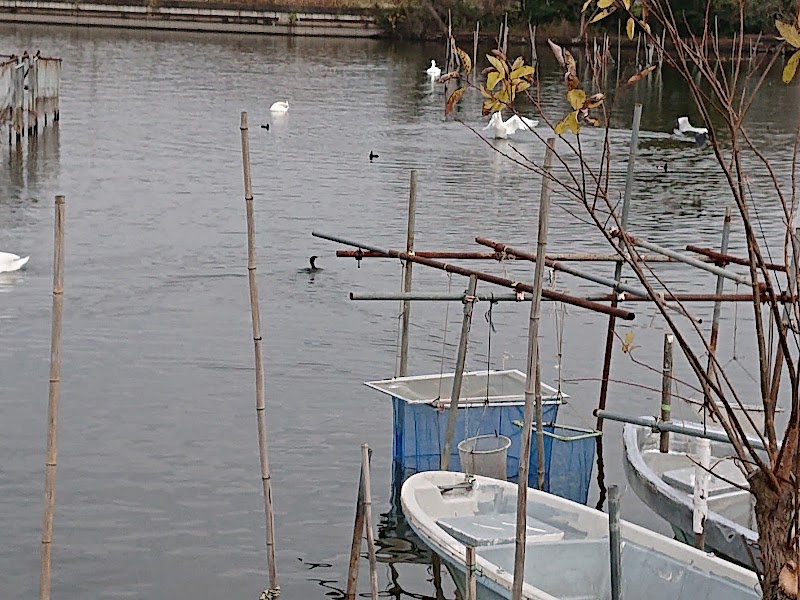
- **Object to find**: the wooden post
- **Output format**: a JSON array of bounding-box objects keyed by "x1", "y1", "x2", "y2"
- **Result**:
[
  {"x1": 465, "y1": 546, "x2": 477, "y2": 600},
  {"x1": 608, "y1": 485, "x2": 622, "y2": 600},
  {"x1": 529, "y1": 23, "x2": 538, "y2": 68},
  {"x1": 693, "y1": 438, "x2": 711, "y2": 549},
  {"x1": 361, "y1": 444, "x2": 379, "y2": 600},
  {"x1": 398, "y1": 170, "x2": 417, "y2": 378},
  {"x1": 473, "y1": 22, "x2": 480, "y2": 81},
  {"x1": 345, "y1": 448, "x2": 370, "y2": 599},
  {"x1": 240, "y1": 111, "x2": 278, "y2": 591},
  {"x1": 659, "y1": 334, "x2": 674, "y2": 452},
  {"x1": 441, "y1": 274, "x2": 479, "y2": 471},
  {"x1": 705, "y1": 208, "x2": 732, "y2": 401},
  {"x1": 39, "y1": 194, "x2": 65, "y2": 600},
  {"x1": 512, "y1": 139, "x2": 555, "y2": 600}
]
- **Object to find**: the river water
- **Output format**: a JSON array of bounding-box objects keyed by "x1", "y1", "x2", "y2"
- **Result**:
[{"x1": 0, "y1": 23, "x2": 798, "y2": 600}]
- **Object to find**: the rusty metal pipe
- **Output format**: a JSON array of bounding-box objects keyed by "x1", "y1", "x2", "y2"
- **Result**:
[{"x1": 685, "y1": 245, "x2": 786, "y2": 272}]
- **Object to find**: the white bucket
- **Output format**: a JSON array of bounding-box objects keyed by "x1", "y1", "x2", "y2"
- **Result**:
[{"x1": 458, "y1": 434, "x2": 512, "y2": 481}]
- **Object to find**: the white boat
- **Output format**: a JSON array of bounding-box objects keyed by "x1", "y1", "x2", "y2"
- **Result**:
[
  {"x1": 401, "y1": 470, "x2": 760, "y2": 600},
  {"x1": 623, "y1": 421, "x2": 759, "y2": 567},
  {"x1": 0, "y1": 252, "x2": 29, "y2": 273}
]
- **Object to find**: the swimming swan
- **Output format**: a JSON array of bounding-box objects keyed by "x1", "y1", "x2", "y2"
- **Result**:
[
  {"x1": 482, "y1": 112, "x2": 539, "y2": 139},
  {"x1": 426, "y1": 60, "x2": 441, "y2": 79},
  {"x1": 270, "y1": 101, "x2": 289, "y2": 114},
  {"x1": 0, "y1": 252, "x2": 29, "y2": 273},
  {"x1": 673, "y1": 116, "x2": 708, "y2": 146}
]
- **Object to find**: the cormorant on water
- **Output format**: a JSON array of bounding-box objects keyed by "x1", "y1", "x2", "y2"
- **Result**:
[
  {"x1": 302, "y1": 256, "x2": 321, "y2": 273},
  {"x1": 260, "y1": 123, "x2": 270, "y2": 130},
  {"x1": 369, "y1": 150, "x2": 379, "y2": 162}
]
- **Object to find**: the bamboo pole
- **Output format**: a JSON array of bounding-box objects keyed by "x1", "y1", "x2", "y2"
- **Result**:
[
  {"x1": 240, "y1": 111, "x2": 278, "y2": 591},
  {"x1": 473, "y1": 22, "x2": 480, "y2": 81},
  {"x1": 345, "y1": 448, "x2": 370, "y2": 600},
  {"x1": 693, "y1": 438, "x2": 711, "y2": 549},
  {"x1": 466, "y1": 546, "x2": 477, "y2": 600},
  {"x1": 659, "y1": 333, "x2": 674, "y2": 453},
  {"x1": 512, "y1": 139, "x2": 555, "y2": 600},
  {"x1": 398, "y1": 170, "x2": 417, "y2": 378},
  {"x1": 313, "y1": 232, "x2": 635, "y2": 320},
  {"x1": 361, "y1": 444, "x2": 379, "y2": 600},
  {"x1": 337, "y1": 249, "x2": 676, "y2": 262},
  {"x1": 685, "y1": 245, "x2": 785, "y2": 271},
  {"x1": 704, "y1": 209, "x2": 732, "y2": 410},
  {"x1": 608, "y1": 485, "x2": 622, "y2": 600},
  {"x1": 441, "y1": 274, "x2": 479, "y2": 471},
  {"x1": 39, "y1": 194, "x2": 65, "y2": 600}
]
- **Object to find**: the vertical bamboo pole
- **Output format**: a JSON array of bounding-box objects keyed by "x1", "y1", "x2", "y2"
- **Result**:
[
  {"x1": 512, "y1": 139, "x2": 555, "y2": 600},
  {"x1": 473, "y1": 22, "x2": 480, "y2": 81},
  {"x1": 240, "y1": 111, "x2": 278, "y2": 591},
  {"x1": 441, "y1": 275, "x2": 479, "y2": 471},
  {"x1": 608, "y1": 485, "x2": 622, "y2": 600},
  {"x1": 361, "y1": 444, "x2": 379, "y2": 600},
  {"x1": 502, "y1": 13, "x2": 509, "y2": 55},
  {"x1": 659, "y1": 334, "x2": 674, "y2": 452},
  {"x1": 465, "y1": 546, "x2": 477, "y2": 600},
  {"x1": 693, "y1": 438, "x2": 711, "y2": 549},
  {"x1": 39, "y1": 194, "x2": 65, "y2": 600},
  {"x1": 705, "y1": 208, "x2": 732, "y2": 397},
  {"x1": 345, "y1": 449, "x2": 369, "y2": 599},
  {"x1": 594, "y1": 104, "x2": 641, "y2": 509},
  {"x1": 529, "y1": 24, "x2": 538, "y2": 67},
  {"x1": 398, "y1": 170, "x2": 417, "y2": 378}
]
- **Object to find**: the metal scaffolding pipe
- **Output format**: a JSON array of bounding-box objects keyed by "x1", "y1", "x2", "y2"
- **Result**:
[
  {"x1": 336, "y1": 249, "x2": 676, "y2": 262},
  {"x1": 617, "y1": 232, "x2": 751, "y2": 285},
  {"x1": 475, "y1": 237, "x2": 650, "y2": 297},
  {"x1": 312, "y1": 231, "x2": 636, "y2": 320},
  {"x1": 686, "y1": 245, "x2": 786, "y2": 272},
  {"x1": 350, "y1": 292, "x2": 533, "y2": 301},
  {"x1": 585, "y1": 291, "x2": 788, "y2": 303}
]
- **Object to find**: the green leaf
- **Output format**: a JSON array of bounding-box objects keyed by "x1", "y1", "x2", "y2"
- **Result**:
[
  {"x1": 589, "y1": 7, "x2": 616, "y2": 23},
  {"x1": 776, "y1": 20, "x2": 800, "y2": 48},
  {"x1": 486, "y1": 71, "x2": 502, "y2": 91},
  {"x1": 626, "y1": 17, "x2": 635, "y2": 40},
  {"x1": 445, "y1": 86, "x2": 467, "y2": 115},
  {"x1": 554, "y1": 110, "x2": 580, "y2": 135},
  {"x1": 783, "y1": 49, "x2": 800, "y2": 83},
  {"x1": 567, "y1": 88, "x2": 587, "y2": 109}
]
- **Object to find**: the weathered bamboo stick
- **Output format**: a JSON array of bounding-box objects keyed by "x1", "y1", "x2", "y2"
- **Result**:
[
  {"x1": 240, "y1": 111, "x2": 278, "y2": 591},
  {"x1": 466, "y1": 546, "x2": 477, "y2": 600},
  {"x1": 337, "y1": 250, "x2": 676, "y2": 262},
  {"x1": 704, "y1": 209, "x2": 732, "y2": 407},
  {"x1": 39, "y1": 194, "x2": 65, "y2": 600},
  {"x1": 659, "y1": 333, "x2": 674, "y2": 453},
  {"x1": 361, "y1": 444, "x2": 379, "y2": 600},
  {"x1": 586, "y1": 291, "x2": 785, "y2": 303},
  {"x1": 398, "y1": 170, "x2": 417, "y2": 378},
  {"x1": 609, "y1": 485, "x2": 622, "y2": 600},
  {"x1": 513, "y1": 140, "x2": 554, "y2": 600},
  {"x1": 313, "y1": 232, "x2": 635, "y2": 320},
  {"x1": 441, "y1": 274, "x2": 479, "y2": 471},
  {"x1": 473, "y1": 22, "x2": 480, "y2": 80},
  {"x1": 693, "y1": 438, "x2": 711, "y2": 549},
  {"x1": 345, "y1": 449, "x2": 369, "y2": 600},
  {"x1": 352, "y1": 291, "x2": 532, "y2": 302}
]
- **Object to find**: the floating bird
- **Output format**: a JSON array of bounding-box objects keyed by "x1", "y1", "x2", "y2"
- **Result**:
[
  {"x1": 673, "y1": 116, "x2": 708, "y2": 146},
  {"x1": 260, "y1": 123, "x2": 269, "y2": 130},
  {"x1": 369, "y1": 150, "x2": 379, "y2": 162},
  {"x1": 270, "y1": 101, "x2": 289, "y2": 114},
  {"x1": 0, "y1": 252, "x2": 29, "y2": 273},
  {"x1": 426, "y1": 60, "x2": 441, "y2": 79},
  {"x1": 301, "y1": 256, "x2": 321, "y2": 274},
  {"x1": 482, "y1": 112, "x2": 539, "y2": 140}
]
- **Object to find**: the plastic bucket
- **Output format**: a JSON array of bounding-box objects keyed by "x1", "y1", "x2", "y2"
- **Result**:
[{"x1": 458, "y1": 434, "x2": 512, "y2": 481}]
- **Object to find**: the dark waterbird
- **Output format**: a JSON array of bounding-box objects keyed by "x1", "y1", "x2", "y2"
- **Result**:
[
  {"x1": 260, "y1": 123, "x2": 269, "y2": 130},
  {"x1": 300, "y1": 256, "x2": 321, "y2": 273},
  {"x1": 369, "y1": 150, "x2": 379, "y2": 162}
]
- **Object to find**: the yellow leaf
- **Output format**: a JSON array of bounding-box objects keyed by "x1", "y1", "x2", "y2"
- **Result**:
[
  {"x1": 510, "y1": 65, "x2": 535, "y2": 80},
  {"x1": 511, "y1": 56, "x2": 524, "y2": 71},
  {"x1": 627, "y1": 17, "x2": 635, "y2": 40},
  {"x1": 445, "y1": 86, "x2": 467, "y2": 116},
  {"x1": 457, "y1": 48, "x2": 472, "y2": 76},
  {"x1": 783, "y1": 49, "x2": 800, "y2": 83},
  {"x1": 487, "y1": 71, "x2": 502, "y2": 91},
  {"x1": 515, "y1": 80, "x2": 531, "y2": 93},
  {"x1": 776, "y1": 20, "x2": 800, "y2": 49},
  {"x1": 625, "y1": 65, "x2": 656, "y2": 86},
  {"x1": 622, "y1": 0, "x2": 630, "y2": 9},
  {"x1": 479, "y1": 85, "x2": 492, "y2": 99},
  {"x1": 554, "y1": 110, "x2": 580, "y2": 135},
  {"x1": 597, "y1": 0, "x2": 614, "y2": 7},
  {"x1": 581, "y1": 0, "x2": 593, "y2": 12},
  {"x1": 567, "y1": 88, "x2": 587, "y2": 109},
  {"x1": 487, "y1": 54, "x2": 507, "y2": 77},
  {"x1": 564, "y1": 50, "x2": 577, "y2": 77},
  {"x1": 589, "y1": 7, "x2": 616, "y2": 23},
  {"x1": 622, "y1": 330, "x2": 635, "y2": 353}
]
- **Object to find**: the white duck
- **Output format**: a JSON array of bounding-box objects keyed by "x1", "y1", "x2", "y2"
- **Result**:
[
  {"x1": 0, "y1": 252, "x2": 29, "y2": 273},
  {"x1": 673, "y1": 116, "x2": 708, "y2": 145},
  {"x1": 482, "y1": 111, "x2": 539, "y2": 139},
  {"x1": 270, "y1": 101, "x2": 289, "y2": 114},
  {"x1": 426, "y1": 60, "x2": 441, "y2": 79}
]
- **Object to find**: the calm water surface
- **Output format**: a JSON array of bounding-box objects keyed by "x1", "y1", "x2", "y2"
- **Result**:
[{"x1": 0, "y1": 24, "x2": 798, "y2": 599}]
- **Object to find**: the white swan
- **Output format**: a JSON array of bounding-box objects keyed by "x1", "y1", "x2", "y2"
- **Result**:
[
  {"x1": 0, "y1": 252, "x2": 29, "y2": 273},
  {"x1": 673, "y1": 116, "x2": 708, "y2": 145},
  {"x1": 270, "y1": 101, "x2": 289, "y2": 114},
  {"x1": 482, "y1": 111, "x2": 539, "y2": 139},
  {"x1": 426, "y1": 60, "x2": 441, "y2": 79}
]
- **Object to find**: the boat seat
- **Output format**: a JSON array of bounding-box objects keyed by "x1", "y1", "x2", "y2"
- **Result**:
[
  {"x1": 662, "y1": 459, "x2": 748, "y2": 497},
  {"x1": 436, "y1": 513, "x2": 564, "y2": 547}
]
